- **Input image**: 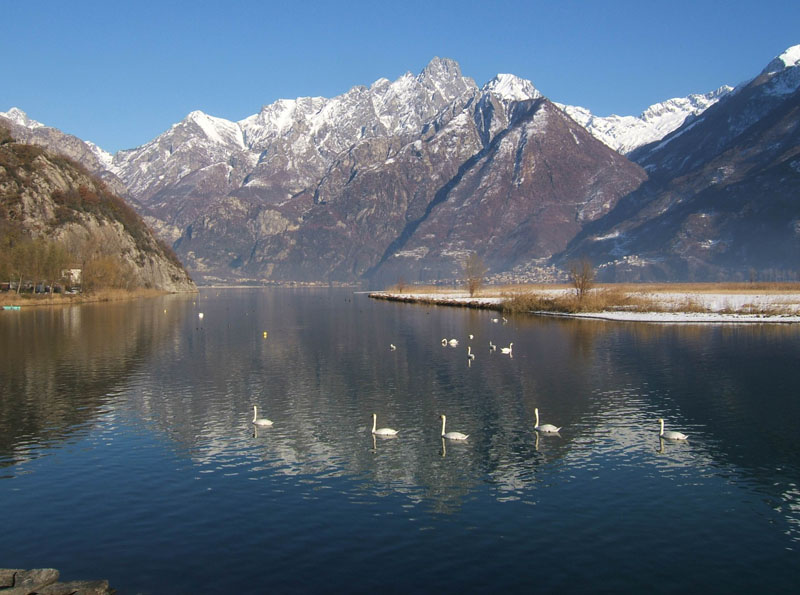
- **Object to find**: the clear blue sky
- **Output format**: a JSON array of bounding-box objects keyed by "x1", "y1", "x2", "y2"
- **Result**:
[{"x1": 2, "y1": 0, "x2": 798, "y2": 153}]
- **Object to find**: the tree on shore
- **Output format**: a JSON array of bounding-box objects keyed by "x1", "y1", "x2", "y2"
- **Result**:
[
  {"x1": 463, "y1": 252, "x2": 488, "y2": 297},
  {"x1": 569, "y1": 257, "x2": 595, "y2": 301}
]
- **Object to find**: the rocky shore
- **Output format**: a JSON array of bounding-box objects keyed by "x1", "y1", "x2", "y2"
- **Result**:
[{"x1": 0, "y1": 569, "x2": 112, "y2": 595}]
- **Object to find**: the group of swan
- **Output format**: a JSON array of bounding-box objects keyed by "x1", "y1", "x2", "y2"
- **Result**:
[{"x1": 255, "y1": 407, "x2": 687, "y2": 442}]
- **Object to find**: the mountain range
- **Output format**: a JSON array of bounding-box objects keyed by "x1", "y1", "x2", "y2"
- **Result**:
[{"x1": 3, "y1": 45, "x2": 799, "y2": 284}]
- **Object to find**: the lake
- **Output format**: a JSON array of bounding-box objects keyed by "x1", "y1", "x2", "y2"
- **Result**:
[{"x1": 1, "y1": 288, "x2": 799, "y2": 593}]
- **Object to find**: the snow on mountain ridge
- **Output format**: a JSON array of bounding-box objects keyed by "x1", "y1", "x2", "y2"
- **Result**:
[
  {"x1": 758, "y1": 44, "x2": 800, "y2": 97},
  {"x1": 762, "y1": 44, "x2": 800, "y2": 74},
  {"x1": 483, "y1": 74, "x2": 541, "y2": 102},
  {"x1": 0, "y1": 107, "x2": 44, "y2": 129},
  {"x1": 558, "y1": 85, "x2": 733, "y2": 155}
]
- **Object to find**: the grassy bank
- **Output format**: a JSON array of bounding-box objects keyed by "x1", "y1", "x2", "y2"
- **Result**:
[
  {"x1": 377, "y1": 282, "x2": 800, "y2": 316},
  {"x1": 0, "y1": 288, "x2": 180, "y2": 308}
]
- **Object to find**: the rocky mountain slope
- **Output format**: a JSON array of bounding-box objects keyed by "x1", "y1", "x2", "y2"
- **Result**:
[
  {"x1": 96, "y1": 60, "x2": 646, "y2": 284},
  {"x1": 558, "y1": 45, "x2": 800, "y2": 281},
  {"x1": 0, "y1": 133, "x2": 196, "y2": 292}
]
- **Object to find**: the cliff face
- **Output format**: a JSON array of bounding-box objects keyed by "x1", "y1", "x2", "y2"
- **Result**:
[{"x1": 0, "y1": 138, "x2": 196, "y2": 292}]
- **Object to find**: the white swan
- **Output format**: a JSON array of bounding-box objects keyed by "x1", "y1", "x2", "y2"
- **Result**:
[
  {"x1": 252, "y1": 405, "x2": 273, "y2": 426},
  {"x1": 658, "y1": 418, "x2": 688, "y2": 440},
  {"x1": 389, "y1": 343, "x2": 396, "y2": 351},
  {"x1": 488, "y1": 341, "x2": 497, "y2": 351},
  {"x1": 372, "y1": 413, "x2": 398, "y2": 436},
  {"x1": 501, "y1": 342, "x2": 513, "y2": 354},
  {"x1": 441, "y1": 338, "x2": 447, "y2": 346},
  {"x1": 448, "y1": 338, "x2": 459, "y2": 347},
  {"x1": 491, "y1": 317, "x2": 500, "y2": 323},
  {"x1": 440, "y1": 414, "x2": 468, "y2": 440},
  {"x1": 534, "y1": 408, "x2": 561, "y2": 433},
  {"x1": 467, "y1": 345, "x2": 475, "y2": 360}
]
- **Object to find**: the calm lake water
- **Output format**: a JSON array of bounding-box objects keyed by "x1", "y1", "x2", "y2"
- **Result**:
[{"x1": 2, "y1": 288, "x2": 800, "y2": 593}]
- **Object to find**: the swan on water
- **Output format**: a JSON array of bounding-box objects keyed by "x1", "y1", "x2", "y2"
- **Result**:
[
  {"x1": 252, "y1": 405, "x2": 273, "y2": 426},
  {"x1": 658, "y1": 418, "x2": 688, "y2": 440},
  {"x1": 441, "y1": 338, "x2": 448, "y2": 346},
  {"x1": 440, "y1": 414, "x2": 468, "y2": 440},
  {"x1": 467, "y1": 345, "x2": 475, "y2": 360},
  {"x1": 488, "y1": 341, "x2": 497, "y2": 351},
  {"x1": 389, "y1": 343, "x2": 396, "y2": 351},
  {"x1": 491, "y1": 318, "x2": 500, "y2": 323},
  {"x1": 469, "y1": 334, "x2": 474, "y2": 340},
  {"x1": 448, "y1": 338, "x2": 459, "y2": 347},
  {"x1": 372, "y1": 413, "x2": 398, "y2": 436},
  {"x1": 501, "y1": 342, "x2": 513, "y2": 354},
  {"x1": 534, "y1": 408, "x2": 561, "y2": 433}
]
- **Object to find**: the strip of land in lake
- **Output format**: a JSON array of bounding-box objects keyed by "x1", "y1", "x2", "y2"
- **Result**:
[{"x1": 369, "y1": 284, "x2": 800, "y2": 323}]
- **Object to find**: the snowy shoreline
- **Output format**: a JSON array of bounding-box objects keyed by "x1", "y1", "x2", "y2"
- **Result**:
[{"x1": 369, "y1": 290, "x2": 800, "y2": 324}]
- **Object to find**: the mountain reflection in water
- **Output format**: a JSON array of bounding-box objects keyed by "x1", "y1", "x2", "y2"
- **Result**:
[{"x1": 1, "y1": 288, "x2": 799, "y2": 593}]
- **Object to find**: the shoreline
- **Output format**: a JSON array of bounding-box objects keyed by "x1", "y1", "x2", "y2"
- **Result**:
[
  {"x1": 0, "y1": 287, "x2": 196, "y2": 309},
  {"x1": 368, "y1": 290, "x2": 800, "y2": 324}
]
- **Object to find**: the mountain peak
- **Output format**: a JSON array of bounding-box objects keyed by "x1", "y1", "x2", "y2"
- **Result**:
[
  {"x1": 419, "y1": 56, "x2": 463, "y2": 81},
  {"x1": 482, "y1": 74, "x2": 541, "y2": 102},
  {"x1": 1, "y1": 107, "x2": 44, "y2": 129},
  {"x1": 762, "y1": 44, "x2": 800, "y2": 75}
]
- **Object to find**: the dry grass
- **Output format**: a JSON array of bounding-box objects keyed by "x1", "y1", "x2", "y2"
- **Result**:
[
  {"x1": 0, "y1": 288, "x2": 176, "y2": 308},
  {"x1": 504, "y1": 288, "x2": 650, "y2": 314},
  {"x1": 503, "y1": 288, "x2": 799, "y2": 315},
  {"x1": 387, "y1": 282, "x2": 800, "y2": 297}
]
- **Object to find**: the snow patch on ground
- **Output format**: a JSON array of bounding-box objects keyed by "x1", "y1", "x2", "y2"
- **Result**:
[{"x1": 371, "y1": 290, "x2": 800, "y2": 324}]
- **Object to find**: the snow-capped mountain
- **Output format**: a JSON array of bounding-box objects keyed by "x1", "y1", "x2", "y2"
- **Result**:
[
  {"x1": 557, "y1": 86, "x2": 733, "y2": 155},
  {"x1": 5, "y1": 45, "x2": 799, "y2": 284},
  {"x1": 560, "y1": 44, "x2": 800, "y2": 281}
]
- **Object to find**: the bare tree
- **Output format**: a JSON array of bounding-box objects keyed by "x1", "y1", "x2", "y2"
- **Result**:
[
  {"x1": 569, "y1": 257, "x2": 595, "y2": 301},
  {"x1": 463, "y1": 252, "x2": 488, "y2": 297}
]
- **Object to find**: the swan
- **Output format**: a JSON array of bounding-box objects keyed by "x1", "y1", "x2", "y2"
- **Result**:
[
  {"x1": 658, "y1": 418, "x2": 688, "y2": 440},
  {"x1": 389, "y1": 343, "x2": 396, "y2": 351},
  {"x1": 488, "y1": 341, "x2": 497, "y2": 351},
  {"x1": 252, "y1": 405, "x2": 273, "y2": 426},
  {"x1": 501, "y1": 342, "x2": 513, "y2": 354},
  {"x1": 534, "y1": 408, "x2": 561, "y2": 433},
  {"x1": 372, "y1": 413, "x2": 398, "y2": 436},
  {"x1": 441, "y1": 338, "x2": 447, "y2": 346},
  {"x1": 491, "y1": 317, "x2": 500, "y2": 323},
  {"x1": 469, "y1": 334, "x2": 474, "y2": 340},
  {"x1": 448, "y1": 338, "x2": 459, "y2": 347},
  {"x1": 440, "y1": 414, "x2": 468, "y2": 440},
  {"x1": 467, "y1": 345, "x2": 475, "y2": 360}
]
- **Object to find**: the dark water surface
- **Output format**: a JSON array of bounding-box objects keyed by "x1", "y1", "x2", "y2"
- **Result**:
[{"x1": 1, "y1": 288, "x2": 799, "y2": 593}]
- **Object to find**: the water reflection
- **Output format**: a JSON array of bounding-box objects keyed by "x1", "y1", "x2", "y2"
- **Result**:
[
  {"x1": 3, "y1": 288, "x2": 800, "y2": 591},
  {"x1": 0, "y1": 294, "x2": 194, "y2": 470}
]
